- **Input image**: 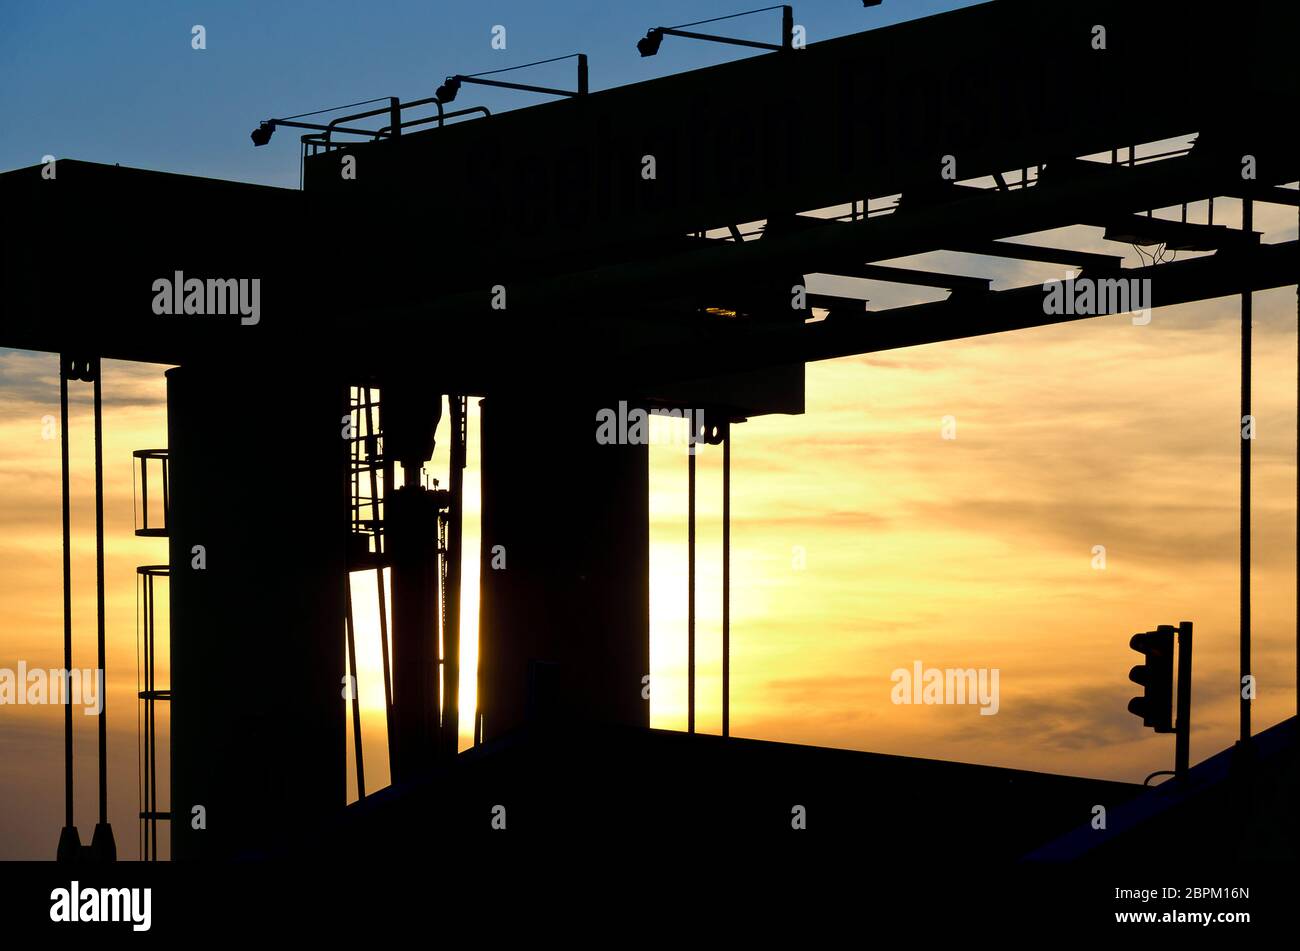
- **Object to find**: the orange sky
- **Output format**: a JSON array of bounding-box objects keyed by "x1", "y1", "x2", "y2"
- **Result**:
[{"x1": 1, "y1": 197, "x2": 1296, "y2": 860}]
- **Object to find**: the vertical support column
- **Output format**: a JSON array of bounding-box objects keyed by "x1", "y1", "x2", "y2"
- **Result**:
[
  {"x1": 381, "y1": 382, "x2": 443, "y2": 781},
  {"x1": 387, "y1": 486, "x2": 441, "y2": 782},
  {"x1": 167, "y1": 362, "x2": 348, "y2": 860},
  {"x1": 477, "y1": 397, "x2": 648, "y2": 740}
]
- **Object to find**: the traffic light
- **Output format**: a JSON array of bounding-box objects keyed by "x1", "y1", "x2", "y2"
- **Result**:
[{"x1": 1128, "y1": 626, "x2": 1175, "y2": 733}]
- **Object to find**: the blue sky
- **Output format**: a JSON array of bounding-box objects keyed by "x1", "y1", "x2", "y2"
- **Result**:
[{"x1": 0, "y1": 0, "x2": 982, "y2": 188}]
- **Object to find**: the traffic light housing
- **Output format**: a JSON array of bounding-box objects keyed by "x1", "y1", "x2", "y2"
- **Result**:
[{"x1": 1128, "y1": 626, "x2": 1175, "y2": 733}]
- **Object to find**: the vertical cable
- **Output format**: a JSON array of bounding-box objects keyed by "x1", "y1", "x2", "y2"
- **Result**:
[
  {"x1": 1240, "y1": 198, "x2": 1253, "y2": 745},
  {"x1": 59, "y1": 356, "x2": 74, "y2": 832},
  {"x1": 722, "y1": 422, "x2": 730, "y2": 738},
  {"x1": 688, "y1": 428, "x2": 696, "y2": 734},
  {"x1": 93, "y1": 360, "x2": 108, "y2": 826}
]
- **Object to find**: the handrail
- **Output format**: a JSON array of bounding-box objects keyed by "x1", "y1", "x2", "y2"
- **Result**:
[
  {"x1": 291, "y1": 96, "x2": 493, "y2": 186},
  {"x1": 300, "y1": 105, "x2": 493, "y2": 150},
  {"x1": 377, "y1": 105, "x2": 492, "y2": 136},
  {"x1": 323, "y1": 96, "x2": 417, "y2": 143}
]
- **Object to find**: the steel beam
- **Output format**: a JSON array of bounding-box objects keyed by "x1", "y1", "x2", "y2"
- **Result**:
[
  {"x1": 1100, "y1": 213, "x2": 1259, "y2": 252},
  {"x1": 609, "y1": 240, "x2": 1298, "y2": 390},
  {"x1": 949, "y1": 240, "x2": 1123, "y2": 273}
]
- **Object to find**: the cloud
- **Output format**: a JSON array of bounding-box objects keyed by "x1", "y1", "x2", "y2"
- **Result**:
[
  {"x1": 0, "y1": 349, "x2": 168, "y2": 408},
  {"x1": 996, "y1": 682, "x2": 1141, "y2": 751}
]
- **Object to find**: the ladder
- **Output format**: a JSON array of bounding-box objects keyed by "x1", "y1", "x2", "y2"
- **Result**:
[
  {"x1": 132, "y1": 448, "x2": 170, "y2": 860},
  {"x1": 344, "y1": 386, "x2": 395, "y2": 797}
]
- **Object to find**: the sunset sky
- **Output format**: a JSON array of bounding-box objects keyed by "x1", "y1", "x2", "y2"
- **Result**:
[{"x1": 1, "y1": 0, "x2": 1296, "y2": 860}]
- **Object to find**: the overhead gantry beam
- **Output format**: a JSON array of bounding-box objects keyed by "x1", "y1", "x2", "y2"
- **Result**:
[
  {"x1": 810, "y1": 243, "x2": 1295, "y2": 358},
  {"x1": 608, "y1": 239, "x2": 1299, "y2": 392},
  {"x1": 378, "y1": 146, "x2": 1292, "y2": 355},
  {"x1": 1, "y1": 147, "x2": 1293, "y2": 399}
]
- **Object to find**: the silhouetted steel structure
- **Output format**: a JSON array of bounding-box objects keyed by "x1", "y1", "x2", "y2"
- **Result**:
[{"x1": 0, "y1": 0, "x2": 1295, "y2": 860}]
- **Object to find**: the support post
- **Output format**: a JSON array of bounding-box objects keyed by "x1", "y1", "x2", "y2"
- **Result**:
[
  {"x1": 167, "y1": 363, "x2": 348, "y2": 859},
  {"x1": 441, "y1": 396, "x2": 466, "y2": 758},
  {"x1": 1175, "y1": 621, "x2": 1193, "y2": 778},
  {"x1": 382, "y1": 382, "x2": 443, "y2": 781},
  {"x1": 688, "y1": 426, "x2": 696, "y2": 735},
  {"x1": 476, "y1": 397, "x2": 648, "y2": 740},
  {"x1": 722, "y1": 420, "x2": 730, "y2": 738},
  {"x1": 1240, "y1": 198, "x2": 1253, "y2": 745},
  {"x1": 387, "y1": 486, "x2": 441, "y2": 782}
]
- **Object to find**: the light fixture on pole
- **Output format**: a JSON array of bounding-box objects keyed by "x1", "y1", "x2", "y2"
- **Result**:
[
  {"x1": 436, "y1": 53, "x2": 589, "y2": 104},
  {"x1": 636, "y1": 5, "x2": 795, "y2": 57},
  {"x1": 250, "y1": 97, "x2": 409, "y2": 147}
]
